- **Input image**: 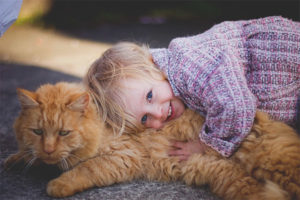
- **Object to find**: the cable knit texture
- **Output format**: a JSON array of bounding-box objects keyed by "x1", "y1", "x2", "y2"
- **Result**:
[{"x1": 150, "y1": 16, "x2": 300, "y2": 157}]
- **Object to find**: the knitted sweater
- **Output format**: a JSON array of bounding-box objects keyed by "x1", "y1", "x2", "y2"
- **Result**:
[{"x1": 150, "y1": 16, "x2": 300, "y2": 157}]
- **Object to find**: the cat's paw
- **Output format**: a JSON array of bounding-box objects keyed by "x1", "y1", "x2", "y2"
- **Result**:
[{"x1": 47, "y1": 178, "x2": 75, "y2": 197}]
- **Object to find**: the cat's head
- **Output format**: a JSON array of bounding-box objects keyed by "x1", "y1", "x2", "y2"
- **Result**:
[{"x1": 14, "y1": 82, "x2": 104, "y2": 169}]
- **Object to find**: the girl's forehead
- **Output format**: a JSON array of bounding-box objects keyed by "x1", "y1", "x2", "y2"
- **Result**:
[
  {"x1": 118, "y1": 78, "x2": 146, "y2": 119},
  {"x1": 121, "y1": 77, "x2": 151, "y2": 89}
]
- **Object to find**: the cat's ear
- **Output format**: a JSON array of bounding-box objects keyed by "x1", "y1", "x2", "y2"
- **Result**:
[
  {"x1": 16, "y1": 88, "x2": 39, "y2": 108},
  {"x1": 67, "y1": 93, "x2": 89, "y2": 112}
]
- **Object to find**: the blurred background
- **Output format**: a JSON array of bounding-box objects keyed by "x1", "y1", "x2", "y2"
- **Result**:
[{"x1": 0, "y1": 0, "x2": 299, "y2": 77}]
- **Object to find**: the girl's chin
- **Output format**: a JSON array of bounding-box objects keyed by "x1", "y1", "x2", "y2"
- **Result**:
[
  {"x1": 173, "y1": 109, "x2": 184, "y2": 120},
  {"x1": 169, "y1": 101, "x2": 184, "y2": 121},
  {"x1": 174, "y1": 102, "x2": 185, "y2": 118}
]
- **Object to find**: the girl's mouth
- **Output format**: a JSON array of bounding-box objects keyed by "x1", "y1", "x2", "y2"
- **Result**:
[{"x1": 166, "y1": 102, "x2": 174, "y2": 121}]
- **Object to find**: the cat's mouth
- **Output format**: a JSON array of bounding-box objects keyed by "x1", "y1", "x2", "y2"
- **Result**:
[
  {"x1": 39, "y1": 154, "x2": 62, "y2": 165},
  {"x1": 42, "y1": 157, "x2": 60, "y2": 164}
]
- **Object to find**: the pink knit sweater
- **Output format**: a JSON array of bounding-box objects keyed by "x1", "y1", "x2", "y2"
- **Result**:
[{"x1": 150, "y1": 16, "x2": 300, "y2": 157}]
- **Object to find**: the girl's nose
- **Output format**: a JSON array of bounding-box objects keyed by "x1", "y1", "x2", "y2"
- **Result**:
[{"x1": 151, "y1": 105, "x2": 163, "y2": 119}]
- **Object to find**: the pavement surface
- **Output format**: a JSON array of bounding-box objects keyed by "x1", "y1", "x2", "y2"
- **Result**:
[{"x1": 0, "y1": 22, "x2": 220, "y2": 199}]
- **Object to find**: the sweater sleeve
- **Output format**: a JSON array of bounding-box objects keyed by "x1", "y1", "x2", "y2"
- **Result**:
[
  {"x1": 198, "y1": 49, "x2": 257, "y2": 157},
  {"x1": 167, "y1": 43, "x2": 257, "y2": 157}
]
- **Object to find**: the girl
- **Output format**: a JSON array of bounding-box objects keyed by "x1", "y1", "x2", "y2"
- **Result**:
[{"x1": 84, "y1": 16, "x2": 300, "y2": 159}]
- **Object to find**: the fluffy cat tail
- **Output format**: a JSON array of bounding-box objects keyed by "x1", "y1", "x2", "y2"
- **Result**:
[{"x1": 253, "y1": 180, "x2": 289, "y2": 200}]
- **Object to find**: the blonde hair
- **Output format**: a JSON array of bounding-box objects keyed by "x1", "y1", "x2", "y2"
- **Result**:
[{"x1": 84, "y1": 42, "x2": 165, "y2": 135}]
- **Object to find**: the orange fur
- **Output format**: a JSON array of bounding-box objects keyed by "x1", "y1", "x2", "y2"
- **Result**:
[{"x1": 5, "y1": 82, "x2": 300, "y2": 199}]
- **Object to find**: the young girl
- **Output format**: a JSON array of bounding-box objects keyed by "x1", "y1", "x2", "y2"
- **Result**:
[{"x1": 84, "y1": 16, "x2": 300, "y2": 159}]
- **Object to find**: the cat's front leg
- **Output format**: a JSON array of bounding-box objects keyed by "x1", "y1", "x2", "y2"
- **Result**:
[
  {"x1": 47, "y1": 160, "x2": 98, "y2": 197},
  {"x1": 47, "y1": 172, "x2": 86, "y2": 198},
  {"x1": 47, "y1": 152, "x2": 143, "y2": 197},
  {"x1": 47, "y1": 157, "x2": 105, "y2": 198}
]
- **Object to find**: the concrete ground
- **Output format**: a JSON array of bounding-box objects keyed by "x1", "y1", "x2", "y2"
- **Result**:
[{"x1": 0, "y1": 22, "x2": 219, "y2": 199}]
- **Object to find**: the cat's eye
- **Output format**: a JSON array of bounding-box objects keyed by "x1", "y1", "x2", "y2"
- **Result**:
[
  {"x1": 32, "y1": 129, "x2": 43, "y2": 135},
  {"x1": 146, "y1": 90, "x2": 152, "y2": 102},
  {"x1": 59, "y1": 130, "x2": 70, "y2": 136}
]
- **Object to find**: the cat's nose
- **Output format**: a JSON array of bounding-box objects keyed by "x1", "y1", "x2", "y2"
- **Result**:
[{"x1": 44, "y1": 146, "x2": 55, "y2": 155}]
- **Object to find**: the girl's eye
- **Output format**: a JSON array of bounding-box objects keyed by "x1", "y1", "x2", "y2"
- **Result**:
[
  {"x1": 59, "y1": 130, "x2": 70, "y2": 136},
  {"x1": 32, "y1": 129, "x2": 43, "y2": 136},
  {"x1": 146, "y1": 90, "x2": 152, "y2": 102},
  {"x1": 141, "y1": 115, "x2": 147, "y2": 124}
]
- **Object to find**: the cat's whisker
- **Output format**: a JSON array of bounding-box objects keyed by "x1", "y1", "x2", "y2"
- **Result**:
[
  {"x1": 22, "y1": 156, "x2": 37, "y2": 173},
  {"x1": 2, "y1": 150, "x2": 34, "y2": 172},
  {"x1": 60, "y1": 158, "x2": 70, "y2": 172},
  {"x1": 63, "y1": 158, "x2": 69, "y2": 171},
  {"x1": 0, "y1": 152, "x2": 17, "y2": 158}
]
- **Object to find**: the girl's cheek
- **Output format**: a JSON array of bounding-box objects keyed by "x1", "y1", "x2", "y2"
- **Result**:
[{"x1": 151, "y1": 121, "x2": 163, "y2": 130}]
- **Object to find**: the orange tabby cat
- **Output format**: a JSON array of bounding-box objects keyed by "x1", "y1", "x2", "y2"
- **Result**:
[{"x1": 4, "y1": 82, "x2": 300, "y2": 200}]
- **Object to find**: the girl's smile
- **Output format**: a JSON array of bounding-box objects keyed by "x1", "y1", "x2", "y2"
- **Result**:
[{"x1": 120, "y1": 77, "x2": 185, "y2": 129}]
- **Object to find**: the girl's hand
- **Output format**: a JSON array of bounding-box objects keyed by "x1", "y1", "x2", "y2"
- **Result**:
[{"x1": 168, "y1": 139, "x2": 207, "y2": 161}]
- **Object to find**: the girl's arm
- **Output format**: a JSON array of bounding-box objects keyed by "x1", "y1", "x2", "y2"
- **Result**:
[
  {"x1": 171, "y1": 45, "x2": 257, "y2": 157},
  {"x1": 196, "y1": 50, "x2": 257, "y2": 157}
]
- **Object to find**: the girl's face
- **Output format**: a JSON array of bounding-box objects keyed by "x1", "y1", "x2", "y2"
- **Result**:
[{"x1": 120, "y1": 77, "x2": 185, "y2": 129}]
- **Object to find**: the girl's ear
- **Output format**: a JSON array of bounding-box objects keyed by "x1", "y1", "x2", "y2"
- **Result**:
[
  {"x1": 16, "y1": 88, "x2": 39, "y2": 108},
  {"x1": 67, "y1": 93, "x2": 89, "y2": 112}
]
